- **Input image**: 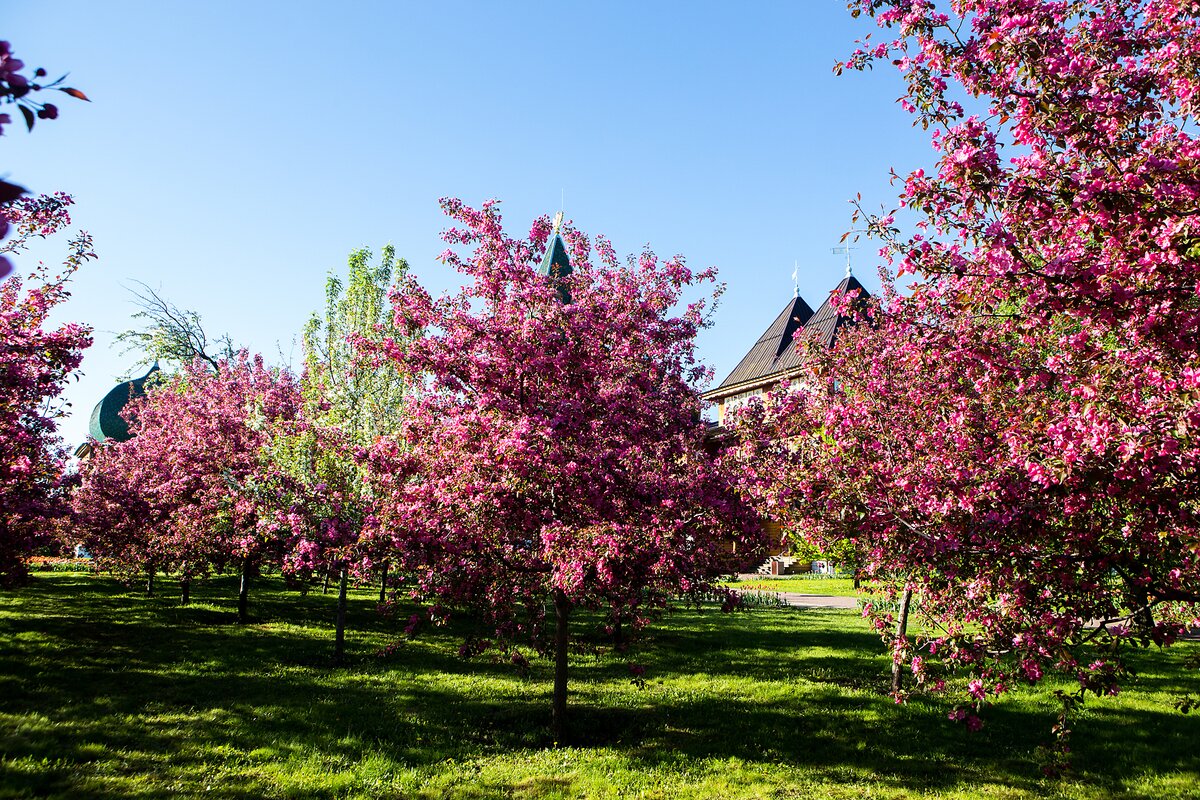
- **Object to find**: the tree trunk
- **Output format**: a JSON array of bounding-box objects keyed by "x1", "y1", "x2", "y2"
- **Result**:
[
  {"x1": 238, "y1": 560, "x2": 251, "y2": 624},
  {"x1": 180, "y1": 578, "x2": 190, "y2": 605},
  {"x1": 334, "y1": 568, "x2": 349, "y2": 665},
  {"x1": 1127, "y1": 581, "x2": 1155, "y2": 632},
  {"x1": 323, "y1": 570, "x2": 331, "y2": 594},
  {"x1": 552, "y1": 589, "x2": 572, "y2": 744},
  {"x1": 379, "y1": 561, "x2": 389, "y2": 604},
  {"x1": 891, "y1": 588, "x2": 913, "y2": 695},
  {"x1": 146, "y1": 565, "x2": 155, "y2": 597},
  {"x1": 1139, "y1": 602, "x2": 1155, "y2": 631}
]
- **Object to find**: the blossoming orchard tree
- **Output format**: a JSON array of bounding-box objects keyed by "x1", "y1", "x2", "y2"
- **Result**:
[
  {"x1": 0, "y1": 194, "x2": 92, "y2": 586},
  {"x1": 369, "y1": 199, "x2": 763, "y2": 741},
  {"x1": 74, "y1": 354, "x2": 302, "y2": 618},
  {"x1": 734, "y1": 0, "x2": 1200, "y2": 747}
]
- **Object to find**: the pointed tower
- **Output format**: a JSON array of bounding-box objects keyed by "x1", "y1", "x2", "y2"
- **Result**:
[
  {"x1": 804, "y1": 273, "x2": 869, "y2": 350},
  {"x1": 537, "y1": 211, "x2": 573, "y2": 304}
]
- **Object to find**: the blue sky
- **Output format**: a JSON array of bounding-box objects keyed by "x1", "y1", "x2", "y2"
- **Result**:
[{"x1": 7, "y1": 2, "x2": 933, "y2": 445}]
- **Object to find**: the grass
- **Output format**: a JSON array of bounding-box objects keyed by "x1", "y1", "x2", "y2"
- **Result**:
[
  {"x1": 724, "y1": 576, "x2": 861, "y2": 598},
  {"x1": 0, "y1": 573, "x2": 1198, "y2": 798}
]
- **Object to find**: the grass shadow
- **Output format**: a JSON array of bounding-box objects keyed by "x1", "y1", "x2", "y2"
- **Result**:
[{"x1": 1, "y1": 573, "x2": 1198, "y2": 798}]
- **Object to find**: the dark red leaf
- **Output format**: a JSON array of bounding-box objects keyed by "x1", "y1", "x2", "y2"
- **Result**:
[
  {"x1": 0, "y1": 180, "x2": 27, "y2": 204},
  {"x1": 59, "y1": 87, "x2": 90, "y2": 101},
  {"x1": 19, "y1": 105, "x2": 35, "y2": 132}
]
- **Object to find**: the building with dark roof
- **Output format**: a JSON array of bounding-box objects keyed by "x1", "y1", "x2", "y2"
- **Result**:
[
  {"x1": 703, "y1": 273, "x2": 868, "y2": 426},
  {"x1": 702, "y1": 273, "x2": 870, "y2": 571}
]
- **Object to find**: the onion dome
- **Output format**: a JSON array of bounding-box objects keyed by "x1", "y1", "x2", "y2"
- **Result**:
[{"x1": 87, "y1": 364, "x2": 159, "y2": 443}]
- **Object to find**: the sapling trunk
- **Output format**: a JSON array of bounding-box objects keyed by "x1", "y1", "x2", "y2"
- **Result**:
[
  {"x1": 237, "y1": 560, "x2": 251, "y2": 624},
  {"x1": 379, "y1": 561, "x2": 389, "y2": 604},
  {"x1": 323, "y1": 570, "x2": 331, "y2": 594},
  {"x1": 552, "y1": 589, "x2": 572, "y2": 743},
  {"x1": 334, "y1": 568, "x2": 349, "y2": 665},
  {"x1": 180, "y1": 578, "x2": 190, "y2": 605},
  {"x1": 145, "y1": 567, "x2": 155, "y2": 597},
  {"x1": 891, "y1": 587, "x2": 913, "y2": 695}
]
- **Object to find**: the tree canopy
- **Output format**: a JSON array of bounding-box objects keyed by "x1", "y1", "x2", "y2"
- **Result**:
[
  {"x1": 731, "y1": 0, "x2": 1200, "y2": 749},
  {"x1": 0, "y1": 194, "x2": 92, "y2": 586},
  {"x1": 368, "y1": 199, "x2": 765, "y2": 739}
]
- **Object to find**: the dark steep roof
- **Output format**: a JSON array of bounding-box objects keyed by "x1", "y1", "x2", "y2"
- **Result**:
[
  {"x1": 805, "y1": 273, "x2": 868, "y2": 350},
  {"x1": 709, "y1": 296, "x2": 814, "y2": 394},
  {"x1": 88, "y1": 364, "x2": 159, "y2": 443},
  {"x1": 537, "y1": 227, "x2": 573, "y2": 304},
  {"x1": 707, "y1": 274, "x2": 871, "y2": 397}
]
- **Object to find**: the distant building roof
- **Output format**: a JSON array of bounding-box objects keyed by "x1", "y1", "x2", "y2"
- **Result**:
[
  {"x1": 708, "y1": 296, "x2": 814, "y2": 395},
  {"x1": 538, "y1": 213, "x2": 573, "y2": 304},
  {"x1": 87, "y1": 364, "x2": 159, "y2": 443},
  {"x1": 805, "y1": 273, "x2": 868, "y2": 350},
  {"x1": 706, "y1": 274, "x2": 870, "y2": 398}
]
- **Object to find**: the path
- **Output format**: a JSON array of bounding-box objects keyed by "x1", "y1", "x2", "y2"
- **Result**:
[{"x1": 732, "y1": 574, "x2": 859, "y2": 610}]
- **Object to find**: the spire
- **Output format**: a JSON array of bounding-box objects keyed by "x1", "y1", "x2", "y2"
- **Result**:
[
  {"x1": 538, "y1": 211, "x2": 572, "y2": 304},
  {"x1": 831, "y1": 245, "x2": 855, "y2": 277}
]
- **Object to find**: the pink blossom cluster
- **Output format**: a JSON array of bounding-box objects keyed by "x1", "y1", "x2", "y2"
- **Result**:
[
  {"x1": 0, "y1": 194, "x2": 92, "y2": 585},
  {"x1": 0, "y1": 40, "x2": 84, "y2": 137},
  {"x1": 732, "y1": 0, "x2": 1200, "y2": 729},
  {"x1": 1, "y1": 39, "x2": 87, "y2": 279},
  {"x1": 365, "y1": 198, "x2": 764, "y2": 653}
]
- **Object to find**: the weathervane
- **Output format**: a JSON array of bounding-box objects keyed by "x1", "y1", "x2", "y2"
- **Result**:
[
  {"x1": 831, "y1": 245, "x2": 857, "y2": 277},
  {"x1": 791, "y1": 261, "x2": 799, "y2": 298}
]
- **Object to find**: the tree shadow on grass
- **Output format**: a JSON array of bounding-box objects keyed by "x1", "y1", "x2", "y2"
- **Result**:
[{"x1": 1, "y1": 575, "x2": 1198, "y2": 799}]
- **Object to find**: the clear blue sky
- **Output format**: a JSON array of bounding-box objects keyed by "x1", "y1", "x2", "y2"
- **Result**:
[{"x1": 7, "y1": 1, "x2": 933, "y2": 446}]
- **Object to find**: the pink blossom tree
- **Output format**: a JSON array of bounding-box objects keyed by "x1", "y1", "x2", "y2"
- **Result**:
[
  {"x1": 369, "y1": 199, "x2": 763, "y2": 741},
  {"x1": 257, "y1": 420, "x2": 372, "y2": 659},
  {"x1": 0, "y1": 194, "x2": 92, "y2": 586},
  {"x1": 733, "y1": 0, "x2": 1200, "y2": 752},
  {"x1": 74, "y1": 354, "x2": 302, "y2": 617}
]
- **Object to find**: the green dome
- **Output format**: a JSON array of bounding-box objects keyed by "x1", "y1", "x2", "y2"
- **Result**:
[{"x1": 87, "y1": 365, "x2": 159, "y2": 443}]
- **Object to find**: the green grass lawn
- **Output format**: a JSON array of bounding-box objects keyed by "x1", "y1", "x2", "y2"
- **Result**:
[
  {"x1": 1, "y1": 572, "x2": 1198, "y2": 799},
  {"x1": 723, "y1": 576, "x2": 861, "y2": 598}
]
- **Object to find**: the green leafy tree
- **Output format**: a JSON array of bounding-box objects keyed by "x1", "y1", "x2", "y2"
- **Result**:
[
  {"x1": 302, "y1": 246, "x2": 411, "y2": 445},
  {"x1": 279, "y1": 245, "x2": 413, "y2": 662}
]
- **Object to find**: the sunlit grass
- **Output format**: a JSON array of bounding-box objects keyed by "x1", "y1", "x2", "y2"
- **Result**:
[
  {"x1": 724, "y1": 575, "x2": 862, "y2": 597},
  {"x1": 1, "y1": 572, "x2": 1197, "y2": 798}
]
